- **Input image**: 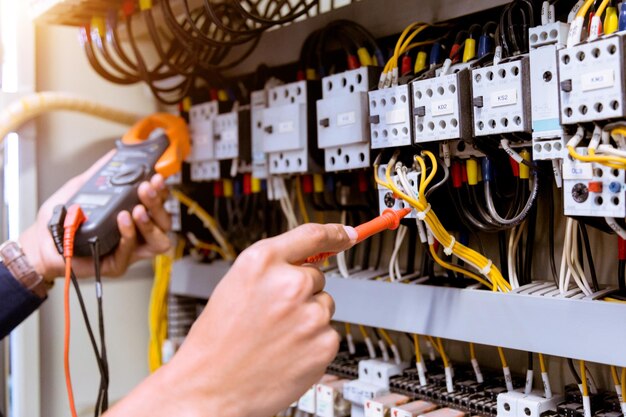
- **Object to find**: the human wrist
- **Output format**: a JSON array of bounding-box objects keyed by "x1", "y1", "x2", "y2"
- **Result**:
[{"x1": 18, "y1": 225, "x2": 58, "y2": 283}]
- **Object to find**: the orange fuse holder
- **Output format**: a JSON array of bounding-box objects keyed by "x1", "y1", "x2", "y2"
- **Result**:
[{"x1": 304, "y1": 207, "x2": 412, "y2": 264}]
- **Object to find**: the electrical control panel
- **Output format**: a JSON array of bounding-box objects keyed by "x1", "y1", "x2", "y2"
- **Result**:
[
  {"x1": 563, "y1": 148, "x2": 626, "y2": 217},
  {"x1": 411, "y1": 69, "x2": 472, "y2": 142},
  {"x1": 471, "y1": 57, "x2": 532, "y2": 136},
  {"x1": 369, "y1": 84, "x2": 413, "y2": 149},
  {"x1": 213, "y1": 108, "x2": 251, "y2": 162},
  {"x1": 250, "y1": 90, "x2": 268, "y2": 179},
  {"x1": 529, "y1": 22, "x2": 569, "y2": 161},
  {"x1": 263, "y1": 80, "x2": 321, "y2": 174},
  {"x1": 558, "y1": 34, "x2": 626, "y2": 124},
  {"x1": 317, "y1": 66, "x2": 381, "y2": 171}
]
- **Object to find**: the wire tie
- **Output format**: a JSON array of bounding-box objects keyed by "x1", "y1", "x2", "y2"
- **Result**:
[
  {"x1": 480, "y1": 259, "x2": 493, "y2": 276},
  {"x1": 443, "y1": 236, "x2": 456, "y2": 256},
  {"x1": 416, "y1": 203, "x2": 431, "y2": 220}
]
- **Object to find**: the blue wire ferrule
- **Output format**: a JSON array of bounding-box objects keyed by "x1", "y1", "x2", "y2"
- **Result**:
[
  {"x1": 478, "y1": 34, "x2": 492, "y2": 58},
  {"x1": 619, "y1": 2, "x2": 626, "y2": 31},
  {"x1": 481, "y1": 157, "x2": 493, "y2": 182}
]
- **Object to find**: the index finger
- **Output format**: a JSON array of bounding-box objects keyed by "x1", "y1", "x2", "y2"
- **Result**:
[{"x1": 267, "y1": 223, "x2": 358, "y2": 264}]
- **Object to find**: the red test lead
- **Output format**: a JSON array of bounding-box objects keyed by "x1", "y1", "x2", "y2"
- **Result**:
[{"x1": 303, "y1": 207, "x2": 412, "y2": 264}]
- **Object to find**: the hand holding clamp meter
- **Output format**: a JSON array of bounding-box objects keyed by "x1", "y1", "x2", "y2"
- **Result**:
[{"x1": 63, "y1": 113, "x2": 190, "y2": 257}]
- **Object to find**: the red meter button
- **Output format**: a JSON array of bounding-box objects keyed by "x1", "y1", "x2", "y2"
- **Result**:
[{"x1": 110, "y1": 165, "x2": 147, "y2": 186}]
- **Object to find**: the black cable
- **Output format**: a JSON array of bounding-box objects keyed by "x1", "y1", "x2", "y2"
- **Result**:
[
  {"x1": 547, "y1": 179, "x2": 558, "y2": 286},
  {"x1": 523, "y1": 203, "x2": 537, "y2": 285},
  {"x1": 498, "y1": 231, "x2": 510, "y2": 282},
  {"x1": 67, "y1": 266, "x2": 107, "y2": 417},
  {"x1": 90, "y1": 238, "x2": 109, "y2": 414},
  {"x1": 567, "y1": 358, "x2": 582, "y2": 384},
  {"x1": 579, "y1": 223, "x2": 599, "y2": 292},
  {"x1": 618, "y1": 260, "x2": 625, "y2": 292},
  {"x1": 527, "y1": 351, "x2": 534, "y2": 371}
]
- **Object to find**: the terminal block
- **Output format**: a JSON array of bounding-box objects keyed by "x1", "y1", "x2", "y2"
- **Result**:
[
  {"x1": 377, "y1": 164, "x2": 418, "y2": 219},
  {"x1": 529, "y1": 22, "x2": 569, "y2": 159},
  {"x1": 316, "y1": 379, "x2": 352, "y2": 417},
  {"x1": 562, "y1": 148, "x2": 625, "y2": 217},
  {"x1": 471, "y1": 56, "x2": 532, "y2": 136},
  {"x1": 250, "y1": 90, "x2": 268, "y2": 178},
  {"x1": 189, "y1": 160, "x2": 220, "y2": 182},
  {"x1": 368, "y1": 84, "x2": 413, "y2": 148},
  {"x1": 344, "y1": 359, "x2": 407, "y2": 417},
  {"x1": 316, "y1": 66, "x2": 381, "y2": 171},
  {"x1": 558, "y1": 34, "x2": 626, "y2": 124},
  {"x1": 262, "y1": 80, "x2": 321, "y2": 174},
  {"x1": 532, "y1": 137, "x2": 566, "y2": 161},
  {"x1": 411, "y1": 69, "x2": 472, "y2": 142},
  {"x1": 213, "y1": 108, "x2": 251, "y2": 162}
]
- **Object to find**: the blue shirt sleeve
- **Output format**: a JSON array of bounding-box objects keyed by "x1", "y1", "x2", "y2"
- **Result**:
[{"x1": 0, "y1": 263, "x2": 44, "y2": 339}]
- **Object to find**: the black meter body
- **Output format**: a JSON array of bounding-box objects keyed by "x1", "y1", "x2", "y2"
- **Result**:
[{"x1": 66, "y1": 133, "x2": 170, "y2": 257}]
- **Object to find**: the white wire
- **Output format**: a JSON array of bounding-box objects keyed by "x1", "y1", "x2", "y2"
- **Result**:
[
  {"x1": 389, "y1": 225, "x2": 407, "y2": 281},
  {"x1": 507, "y1": 222, "x2": 526, "y2": 290},
  {"x1": 337, "y1": 210, "x2": 350, "y2": 278}
]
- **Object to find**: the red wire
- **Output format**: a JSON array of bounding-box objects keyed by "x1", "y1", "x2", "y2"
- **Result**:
[{"x1": 64, "y1": 257, "x2": 79, "y2": 417}]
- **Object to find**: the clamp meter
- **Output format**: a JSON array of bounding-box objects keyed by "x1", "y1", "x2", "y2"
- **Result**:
[{"x1": 66, "y1": 113, "x2": 190, "y2": 257}]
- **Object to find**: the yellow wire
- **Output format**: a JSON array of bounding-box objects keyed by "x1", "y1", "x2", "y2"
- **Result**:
[
  {"x1": 191, "y1": 238, "x2": 228, "y2": 259},
  {"x1": 621, "y1": 367, "x2": 626, "y2": 405},
  {"x1": 596, "y1": 0, "x2": 610, "y2": 17},
  {"x1": 577, "y1": 0, "x2": 597, "y2": 18},
  {"x1": 413, "y1": 334, "x2": 422, "y2": 363},
  {"x1": 497, "y1": 347, "x2": 508, "y2": 368},
  {"x1": 539, "y1": 353, "x2": 547, "y2": 373},
  {"x1": 426, "y1": 335, "x2": 443, "y2": 357},
  {"x1": 375, "y1": 152, "x2": 510, "y2": 293},
  {"x1": 429, "y1": 244, "x2": 494, "y2": 289},
  {"x1": 611, "y1": 366, "x2": 620, "y2": 386},
  {"x1": 568, "y1": 145, "x2": 626, "y2": 170},
  {"x1": 379, "y1": 328, "x2": 395, "y2": 346},
  {"x1": 436, "y1": 337, "x2": 450, "y2": 368},
  {"x1": 148, "y1": 253, "x2": 172, "y2": 372},
  {"x1": 469, "y1": 342, "x2": 477, "y2": 360},
  {"x1": 171, "y1": 189, "x2": 236, "y2": 260},
  {"x1": 605, "y1": 297, "x2": 626, "y2": 303},
  {"x1": 359, "y1": 325, "x2": 369, "y2": 339},
  {"x1": 580, "y1": 361, "x2": 589, "y2": 396},
  {"x1": 345, "y1": 322, "x2": 352, "y2": 337},
  {"x1": 295, "y1": 176, "x2": 310, "y2": 224}
]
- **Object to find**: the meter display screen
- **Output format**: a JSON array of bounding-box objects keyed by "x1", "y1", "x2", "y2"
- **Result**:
[{"x1": 73, "y1": 193, "x2": 113, "y2": 207}]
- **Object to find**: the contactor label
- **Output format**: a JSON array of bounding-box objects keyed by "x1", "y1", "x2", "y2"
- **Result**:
[
  {"x1": 581, "y1": 69, "x2": 615, "y2": 91},
  {"x1": 337, "y1": 111, "x2": 356, "y2": 126},
  {"x1": 490, "y1": 89, "x2": 518, "y2": 107},
  {"x1": 278, "y1": 120, "x2": 295, "y2": 133},
  {"x1": 385, "y1": 109, "x2": 407, "y2": 124},
  {"x1": 431, "y1": 99, "x2": 455, "y2": 116}
]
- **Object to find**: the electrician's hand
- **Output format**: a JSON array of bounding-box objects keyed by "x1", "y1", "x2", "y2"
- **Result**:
[
  {"x1": 18, "y1": 150, "x2": 172, "y2": 282},
  {"x1": 104, "y1": 223, "x2": 357, "y2": 417}
]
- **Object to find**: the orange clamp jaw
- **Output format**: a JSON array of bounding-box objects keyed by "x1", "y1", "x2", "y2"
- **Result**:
[
  {"x1": 121, "y1": 113, "x2": 191, "y2": 178},
  {"x1": 303, "y1": 207, "x2": 413, "y2": 264}
]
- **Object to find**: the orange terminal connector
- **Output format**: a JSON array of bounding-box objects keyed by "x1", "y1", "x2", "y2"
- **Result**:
[{"x1": 303, "y1": 207, "x2": 412, "y2": 264}]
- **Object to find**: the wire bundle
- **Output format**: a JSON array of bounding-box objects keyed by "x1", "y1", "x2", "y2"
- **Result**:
[
  {"x1": 81, "y1": 0, "x2": 319, "y2": 104},
  {"x1": 375, "y1": 151, "x2": 511, "y2": 292}
]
